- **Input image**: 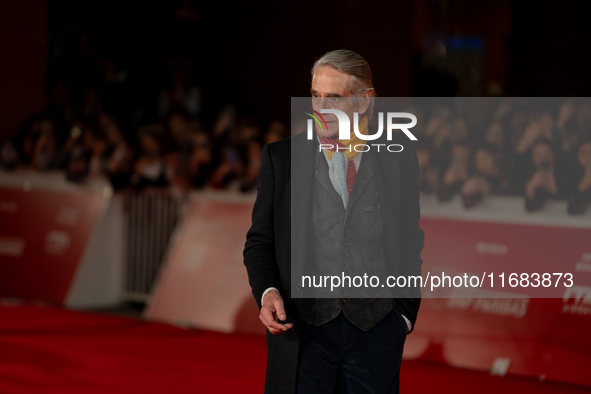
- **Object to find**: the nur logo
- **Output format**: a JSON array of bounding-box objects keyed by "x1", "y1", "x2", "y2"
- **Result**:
[
  {"x1": 304, "y1": 108, "x2": 418, "y2": 153},
  {"x1": 303, "y1": 107, "x2": 328, "y2": 132}
]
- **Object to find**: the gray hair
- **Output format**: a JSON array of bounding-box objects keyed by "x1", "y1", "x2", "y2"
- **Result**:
[
  {"x1": 311, "y1": 49, "x2": 376, "y2": 117},
  {"x1": 311, "y1": 49, "x2": 376, "y2": 96}
]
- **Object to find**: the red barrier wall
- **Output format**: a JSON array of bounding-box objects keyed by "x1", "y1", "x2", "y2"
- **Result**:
[
  {"x1": 0, "y1": 184, "x2": 107, "y2": 303},
  {"x1": 147, "y1": 194, "x2": 591, "y2": 387}
]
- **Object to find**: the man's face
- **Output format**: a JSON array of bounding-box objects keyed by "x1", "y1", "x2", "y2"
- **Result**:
[{"x1": 311, "y1": 66, "x2": 366, "y2": 138}]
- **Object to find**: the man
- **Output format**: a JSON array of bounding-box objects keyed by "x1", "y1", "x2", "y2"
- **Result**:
[{"x1": 244, "y1": 49, "x2": 424, "y2": 393}]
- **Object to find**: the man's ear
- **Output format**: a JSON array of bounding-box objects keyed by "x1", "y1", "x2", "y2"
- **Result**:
[{"x1": 357, "y1": 89, "x2": 373, "y2": 115}]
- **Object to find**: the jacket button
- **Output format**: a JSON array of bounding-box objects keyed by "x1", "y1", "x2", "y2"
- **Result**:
[
  {"x1": 345, "y1": 232, "x2": 350, "y2": 237},
  {"x1": 342, "y1": 298, "x2": 347, "y2": 303},
  {"x1": 345, "y1": 222, "x2": 350, "y2": 227},
  {"x1": 345, "y1": 252, "x2": 350, "y2": 257},
  {"x1": 344, "y1": 242, "x2": 349, "y2": 246},
  {"x1": 296, "y1": 284, "x2": 302, "y2": 291},
  {"x1": 334, "y1": 306, "x2": 340, "y2": 311},
  {"x1": 344, "y1": 261, "x2": 349, "y2": 266}
]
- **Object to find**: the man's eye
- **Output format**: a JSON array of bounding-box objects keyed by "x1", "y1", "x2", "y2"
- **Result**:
[{"x1": 331, "y1": 97, "x2": 340, "y2": 102}]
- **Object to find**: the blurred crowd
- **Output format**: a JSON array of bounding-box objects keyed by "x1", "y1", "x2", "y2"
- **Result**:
[
  {"x1": 0, "y1": 78, "x2": 287, "y2": 198},
  {"x1": 1, "y1": 83, "x2": 590, "y2": 215},
  {"x1": 411, "y1": 98, "x2": 591, "y2": 214}
]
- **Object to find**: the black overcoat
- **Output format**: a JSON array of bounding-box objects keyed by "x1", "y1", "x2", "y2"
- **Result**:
[{"x1": 243, "y1": 128, "x2": 425, "y2": 394}]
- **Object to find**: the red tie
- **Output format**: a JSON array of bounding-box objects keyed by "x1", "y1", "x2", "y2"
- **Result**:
[{"x1": 318, "y1": 135, "x2": 357, "y2": 196}]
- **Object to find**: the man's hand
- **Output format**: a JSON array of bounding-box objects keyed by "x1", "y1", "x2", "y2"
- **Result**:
[{"x1": 260, "y1": 290, "x2": 293, "y2": 335}]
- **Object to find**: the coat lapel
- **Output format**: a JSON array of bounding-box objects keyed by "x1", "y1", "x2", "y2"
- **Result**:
[
  {"x1": 290, "y1": 133, "x2": 316, "y2": 298},
  {"x1": 292, "y1": 133, "x2": 316, "y2": 227}
]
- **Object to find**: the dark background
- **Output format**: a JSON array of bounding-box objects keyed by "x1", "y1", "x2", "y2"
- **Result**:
[{"x1": 1, "y1": 0, "x2": 590, "y2": 142}]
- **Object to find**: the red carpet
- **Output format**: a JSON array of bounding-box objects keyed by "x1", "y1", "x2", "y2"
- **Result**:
[{"x1": 0, "y1": 302, "x2": 588, "y2": 394}]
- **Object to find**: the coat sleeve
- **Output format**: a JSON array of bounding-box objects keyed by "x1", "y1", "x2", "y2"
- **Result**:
[
  {"x1": 394, "y1": 141, "x2": 425, "y2": 333},
  {"x1": 243, "y1": 144, "x2": 283, "y2": 309}
]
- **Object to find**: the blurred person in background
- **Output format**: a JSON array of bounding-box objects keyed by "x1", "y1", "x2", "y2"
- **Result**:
[
  {"x1": 239, "y1": 138, "x2": 262, "y2": 193},
  {"x1": 31, "y1": 118, "x2": 58, "y2": 171},
  {"x1": 557, "y1": 100, "x2": 591, "y2": 153},
  {"x1": 210, "y1": 145, "x2": 243, "y2": 189},
  {"x1": 133, "y1": 125, "x2": 168, "y2": 188},
  {"x1": 165, "y1": 115, "x2": 198, "y2": 198},
  {"x1": 209, "y1": 104, "x2": 240, "y2": 188},
  {"x1": 55, "y1": 121, "x2": 92, "y2": 183},
  {"x1": 491, "y1": 97, "x2": 514, "y2": 123},
  {"x1": 65, "y1": 144, "x2": 90, "y2": 183},
  {"x1": 210, "y1": 114, "x2": 261, "y2": 190},
  {"x1": 212, "y1": 104, "x2": 236, "y2": 140},
  {"x1": 11, "y1": 116, "x2": 42, "y2": 168},
  {"x1": 75, "y1": 126, "x2": 103, "y2": 181},
  {"x1": 236, "y1": 117, "x2": 262, "y2": 193},
  {"x1": 167, "y1": 108, "x2": 194, "y2": 168},
  {"x1": 515, "y1": 111, "x2": 555, "y2": 155},
  {"x1": 416, "y1": 140, "x2": 438, "y2": 194},
  {"x1": 54, "y1": 121, "x2": 85, "y2": 168},
  {"x1": 424, "y1": 105, "x2": 469, "y2": 191},
  {"x1": 188, "y1": 128, "x2": 213, "y2": 189},
  {"x1": 424, "y1": 105, "x2": 469, "y2": 150},
  {"x1": 438, "y1": 143, "x2": 470, "y2": 202},
  {"x1": 483, "y1": 121, "x2": 512, "y2": 184},
  {"x1": 403, "y1": 104, "x2": 426, "y2": 140},
  {"x1": 166, "y1": 109, "x2": 195, "y2": 194},
  {"x1": 524, "y1": 139, "x2": 561, "y2": 212},
  {"x1": 165, "y1": 150, "x2": 190, "y2": 199},
  {"x1": 508, "y1": 108, "x2": 545, "y2": 194},
  {"x1": 484, "y1": 121, "x2": 506, "y2": 153},
  {"x1": 507, "y1": 106, "x2": 532, "y2": 150},
  {"x1": 237, "y1": 120, "x2": 287, "y2": 193},
  {"x1": 103, "y1": 118, "x2": 134, "y2": 189},
  {"x1": 567, "y1": 138, "x2": 591, "y2": 214},
  {"x1": 461, "y1": 144, "x2": 510, "y2": 208},
  {"x1": 89, "y1": 134, "x2": 107, "y2": 178},
  {"x1": 0, "y1": 140, "x2": 19, "y2": 170}
]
